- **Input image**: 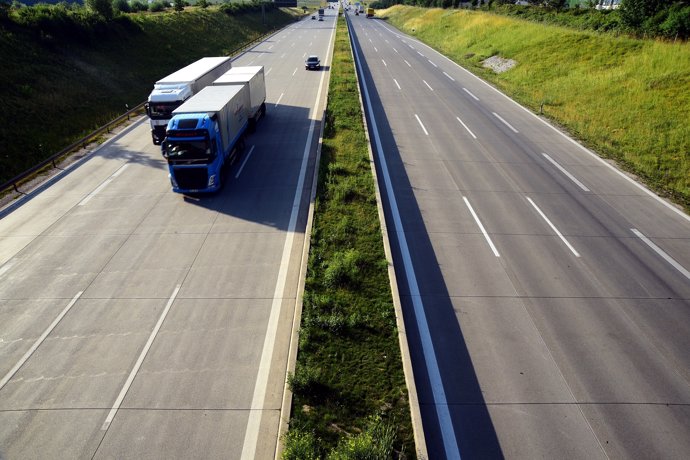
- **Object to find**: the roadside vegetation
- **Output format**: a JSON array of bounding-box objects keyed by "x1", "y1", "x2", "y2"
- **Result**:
[
  {"x1": 282, "y1": 13, "x2": 415, "y2": 459},
  {"x1": 0, "y1": 2, "x2": 299, "y2": 184},
  {"x1": 379, "y1": 5, "x2": 690, "y2": 210},
  {"x1": 370, "y1": 0, "x2": 690, "y2": 41}
]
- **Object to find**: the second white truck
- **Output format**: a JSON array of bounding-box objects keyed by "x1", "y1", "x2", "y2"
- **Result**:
[
  {"x1": 212, "y1": 66, "x2": 266, "y2": 131},
  {"x1": 146, "y1": 57, "x2": 232, "y2": 145}
]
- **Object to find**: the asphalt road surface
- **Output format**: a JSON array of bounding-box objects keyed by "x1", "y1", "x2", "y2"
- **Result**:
[
  {"x1": 348, "y1": 12, "x2": 690, "y2": 460},
  {"x1": 0, "y1": 10, "x2": 336, "y2": 459}
]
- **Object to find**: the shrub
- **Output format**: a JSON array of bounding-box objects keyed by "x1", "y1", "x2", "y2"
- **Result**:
[
  {"x1": 281, "y1": 430, "x2": 320, "y2": 460},
  {"x1": 174, "y1": 0, "x2": 184, "y2": 12},
  {"x1": 85, "y1": 0, "x2": 113, "y2": 19},
  {"x1": 130, "y1": 0, "x2": 148, "y2": 12},
  {"x1": 149, "y1": 0, "x2": 167, "y2": 12},
  {"x1": 113, "y1": 0, "x2": 131, "y2": 13}
]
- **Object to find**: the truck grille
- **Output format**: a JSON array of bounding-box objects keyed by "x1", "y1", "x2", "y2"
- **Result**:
[{"x1": 174, "y1": 167, "x2": 207, "y2": 190}]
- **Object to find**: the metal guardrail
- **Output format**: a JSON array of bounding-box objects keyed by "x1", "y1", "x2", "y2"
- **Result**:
[{"x1": 0, "y1": 19, "x2": 297, "y2": 197}]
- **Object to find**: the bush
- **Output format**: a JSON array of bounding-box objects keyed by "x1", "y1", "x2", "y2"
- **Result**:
[
  {"x1": 149, "y1": 0, "x2": 168, "y2": 12},
  {"x1": 130, "y1": 0, "x2": 148, "y2": 12},
  {"x1": 281, "y1": 430, "x2": 320, "y2": 460},
  {"x1": 113, "y1": 0, "x2": 131, "y2": 13},
  {"x1": 174, "y1": 0, "x2": 184, "y2": 12},
  {"x1": 85, "y1": 0, "x2": 113, "y2": 19},
  {"x1": 197, "y1": 0, "x2": 209, "y2": 8}
]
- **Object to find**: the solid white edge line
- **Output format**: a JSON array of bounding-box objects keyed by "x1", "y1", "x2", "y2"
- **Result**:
[
  {"x1": 492, "y1": 112, "x2": 519, "y2": 133},
  {"x1": 235, "y1": 145, "x2": 256, "y2": 178},
  {"x1": 380, "y1": 21, "x2": 690, "y2": 223},
  {"x1": 423, "y1": 80, "x2": 434, "y2": 91},
  {"x1": 527, "y1": 197, "x2": 580, "y2": 257},
  {"x1": 414, "y1": 114, "x2": 429, "y2": 136},
  {"x1": 631, "y1": 229, "x2": 690, "y2": 280},
  {"x1": 456, "y1": 117, "x2": 477, "y2": 140},
  {"x1": 394, "y1": 78, "x2": 401, "y2": 90},
  {"x1": 443, "y1": 71, "x2": 455, "y2": 81},
  {"x1": 78, "y1": 163, "x2": 129, "y2": 206},
  {"x1": 101, "y1": 285, "x2": 180, "y2": 431},
  {"x1": 0, "y1": 291, "x2": 83, "y2": 391},
  {"x1": 463, "y1": 197, "x2": 500, "y2": 257},
  {"x1": 462, "y1": 87, "x2": 479, "y2": 101},
  {"x1": 351, "y1": 18, "x2": 461, "y2": 460},
  {"x1": 542, "y1": 153, "x2": 590, "y2": 192},
  {"x1": 240, "y1": 17, "x2": 336, "y2": 460}
]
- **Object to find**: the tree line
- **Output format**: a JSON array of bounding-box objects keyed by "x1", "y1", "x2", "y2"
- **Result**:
[{"x1": 368, "y1": 0, "x2": 690, "y2": 39}]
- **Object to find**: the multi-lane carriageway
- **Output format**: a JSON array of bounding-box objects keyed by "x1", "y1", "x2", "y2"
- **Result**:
[
  {"x1": 347, "y1": 10, "x2": 690, "y2": 460},
  {"x1": 1, "y1": 4, "x2": 689, "y2": 459},
  {"x1": 0, "y1": 9, "x2": 336, "y2": 459}
]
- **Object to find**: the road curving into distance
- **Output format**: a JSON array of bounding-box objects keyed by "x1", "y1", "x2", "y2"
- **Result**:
[
  {"x1": 348, "y1": 11, "x2": 690, "y2": 460},
  {"x1": 0, "y1": 9, "x2": 337, "y2": 459}
]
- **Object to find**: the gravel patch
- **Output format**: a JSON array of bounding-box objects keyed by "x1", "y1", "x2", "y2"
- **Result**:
[{"x1": 482, "y1": 55, "x2": 517, "y2": 73}]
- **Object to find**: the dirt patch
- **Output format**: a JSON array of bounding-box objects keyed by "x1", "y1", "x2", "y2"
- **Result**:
[{"x1": 482, "y1": 55, "x2": 517, "y2": 73}]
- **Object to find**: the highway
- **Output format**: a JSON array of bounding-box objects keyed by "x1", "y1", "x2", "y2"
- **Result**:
[
  {"x1": 347, "y1": 12, "x2": 690, "y2": 459},
  {"x1": 0, "y1": 9, "x2": 336, "y2": 459}
]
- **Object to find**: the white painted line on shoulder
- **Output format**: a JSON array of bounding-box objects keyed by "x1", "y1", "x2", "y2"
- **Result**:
[
  {"x1": 429, "y1": 60, "x2": 437, "y2": 67},
  {"x1": 527, "y1": 197, "x2": 580, "y2": 257},
  {"x1": 415, "y1": 114, "x2": 429, "y2": 136},
  {"x1": 456, "y1": 117, "x2": 477, "y2": 139},
  {"x1": 242, "y1": 17, "x2": 336, "y2": 460},
  {"x1": 464, "y1": 197, "x2": 500, "y2": 257},
  {"x1": 351, "y1": 20, "x2": 457, "y2": 458},
  {"x1": 394, "y1": 79, "x2": 401, "y2": 90},
  {"x1": 423, "y1": 80, "x2": 434, "y2": 91},
  {"x1": 0, "y1": 291, "x2": 84, "y2": 391},
  {"x1": 101, "y1": 285, "x2": 180, "y2": 431},
  {"x1": 79, "y1": 164, "x2": 129, "y2": 206},
  {"x1": 462, "y1": 87, "x2": 479, "y2": 101},
  {"x1": 404, "y1": 59, "x2": 411, "y2": 67},
  {"x1": 382, "y1": 59, "x2": 387, "y2": 66},
  {"x1": 443, "y1": 71, "x2": 455, "y2": 81},
  {"x1": 275, "y1": 92, "x2": 284, "y2": 108},
  {"x1": 631, "y1": 229, "x2": 690, "y2": 280},
  {"x1": 493, "y1": 112, "x2": 519, "y2": 133},
  {"x1": 235, "y1": 145, "x2": 256, "y2": 179},
  {"x1": 542, "y1": 153, "x2": 590, "y2": 192}
]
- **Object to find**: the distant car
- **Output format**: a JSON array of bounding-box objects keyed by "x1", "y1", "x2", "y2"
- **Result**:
[
  {"x1": 312, "y1": 15, "x2": 316, "y2": 19},
  {"x1": 305, "y1": 55, "x2": 321, "y2": 70}
]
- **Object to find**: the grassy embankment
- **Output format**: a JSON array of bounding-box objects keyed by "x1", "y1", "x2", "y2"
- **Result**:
[
  {"x1": 380, "y1": 5, "x2": 690, "y2": 211},
  {"x1": 0, "y1": 6, "x2": 299, "y2": 184},
  {"x1": 282, "y1": 13, "x2": 415, "y2": 459}
]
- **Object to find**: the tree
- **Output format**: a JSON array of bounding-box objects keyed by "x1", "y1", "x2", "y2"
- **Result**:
[
  {"x1": 85, "y1": 0, "x2": 114, "y2": 19},
  {"x1": 620, "y1": 0, "x2": 673, "y2": 29},
  {"x1": 174, "y1": 0, "x2": 184, "y2": 11}
]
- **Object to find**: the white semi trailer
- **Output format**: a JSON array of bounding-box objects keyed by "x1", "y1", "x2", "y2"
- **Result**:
[
  {"x1": 213, "y1": 66, "x2": 267, "y2": 131},
  {"x1": 146, "y1": 57, "x2": 232, "y2": 145}
]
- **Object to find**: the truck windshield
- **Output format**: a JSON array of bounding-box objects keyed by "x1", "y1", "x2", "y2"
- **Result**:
[
  {"x1": 163, "y1": 140, "x2": 212, "y2": 162},
  {"x1": 148, "y1": 102, "x2": 181, "y2": 120}
]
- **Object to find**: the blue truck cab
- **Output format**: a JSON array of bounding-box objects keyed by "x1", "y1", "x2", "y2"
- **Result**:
[{"x1": 162, "y1": 85, "x2": 250, "y2": 193}]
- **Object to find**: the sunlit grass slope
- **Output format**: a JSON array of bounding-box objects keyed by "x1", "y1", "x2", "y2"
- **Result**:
[{"x1": 380, "y1": 5, "x2": 690, "y2": 209}]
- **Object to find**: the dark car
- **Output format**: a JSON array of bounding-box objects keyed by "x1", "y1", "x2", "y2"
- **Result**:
[
  {"x1": 312, "y1": 15, "x2": 316, "y2": 19},
  {"x1": 305, "y1": 55, "x2": 321, "y2": 70}
]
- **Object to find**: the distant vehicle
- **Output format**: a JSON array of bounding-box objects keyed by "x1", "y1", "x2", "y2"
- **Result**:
[
  {"x1": 305, "y1": 55, "x2": 321, "y2": 70},
  {"x1": 163, "y1": 85, "x2": 250, "y2": 193},
  {"x1": 366, "y1": 7, "x2": 374, "y2": 17},
  {"x1": 312, "y1": 15, "x2": 316, "y2": 19},
  {"x1": 146, "y1": 57, "x2": 232, "y2": 145},
  {"x1": 318, "y1": 8, "x2": 324, "y2": 20},
  {"x1": 595, "y1": 0, "x2": 620, "y2": 9}
]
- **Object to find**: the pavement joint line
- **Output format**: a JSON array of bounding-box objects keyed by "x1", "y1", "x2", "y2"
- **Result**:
[
  {"x1": 235, "y1": 145, "x2": 256, "y2": 178},
  {"x1": 243, "y1": 14, "x2": 337, "y2": 460},
  {"x1": 100, "y1": 285, "x2": 180, "y2": 431},
  {"x1": 0, "y1": 291, "x2": 83, "y2": 392},
  {"x1": 631, "y1": 228, "x2": 690, "y2": 280},
  {"x1": 527, "y1": 197, "x2": 581, "y2": 257},
  {"x1": 492, "y1": 111, "x2": 519, "y2": 133},
  {"x1": 350, "y1": 16, "x2": 458, "y2": 459}
]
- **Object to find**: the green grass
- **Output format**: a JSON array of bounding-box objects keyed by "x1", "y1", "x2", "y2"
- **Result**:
[
  {"x1": 283, "y1": 14, "x2": 415, "y2": 459},
  {"x1": 380, "y1": 5, "x2": 690, "y2": 210},
  {"x1": 0, "y1": 6, "x2": 300, "y2": 184}
]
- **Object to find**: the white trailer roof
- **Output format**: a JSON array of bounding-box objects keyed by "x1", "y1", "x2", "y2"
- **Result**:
[
  {"x1": 157, "y1": 57, "x2": 231, "y2": 84},
  {"x1": 214, "y1": 66, "x2": 263, "y2": 84},
  {"x1": 173, "y1": 85, "x2": 244, "y2": 114}
]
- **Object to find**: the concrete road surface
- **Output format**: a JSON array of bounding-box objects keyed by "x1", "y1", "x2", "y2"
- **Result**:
[
  {"x1": 347, "y1": 12, "x2": 690, "y2": 460},
  {"x1": 0, "y1": 9, "x2": 336, "y2": 459}
]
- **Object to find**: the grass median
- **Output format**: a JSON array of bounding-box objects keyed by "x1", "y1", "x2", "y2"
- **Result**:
[{"x1": 282, "y1": 13, "x2": 415, "y2": 460}]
